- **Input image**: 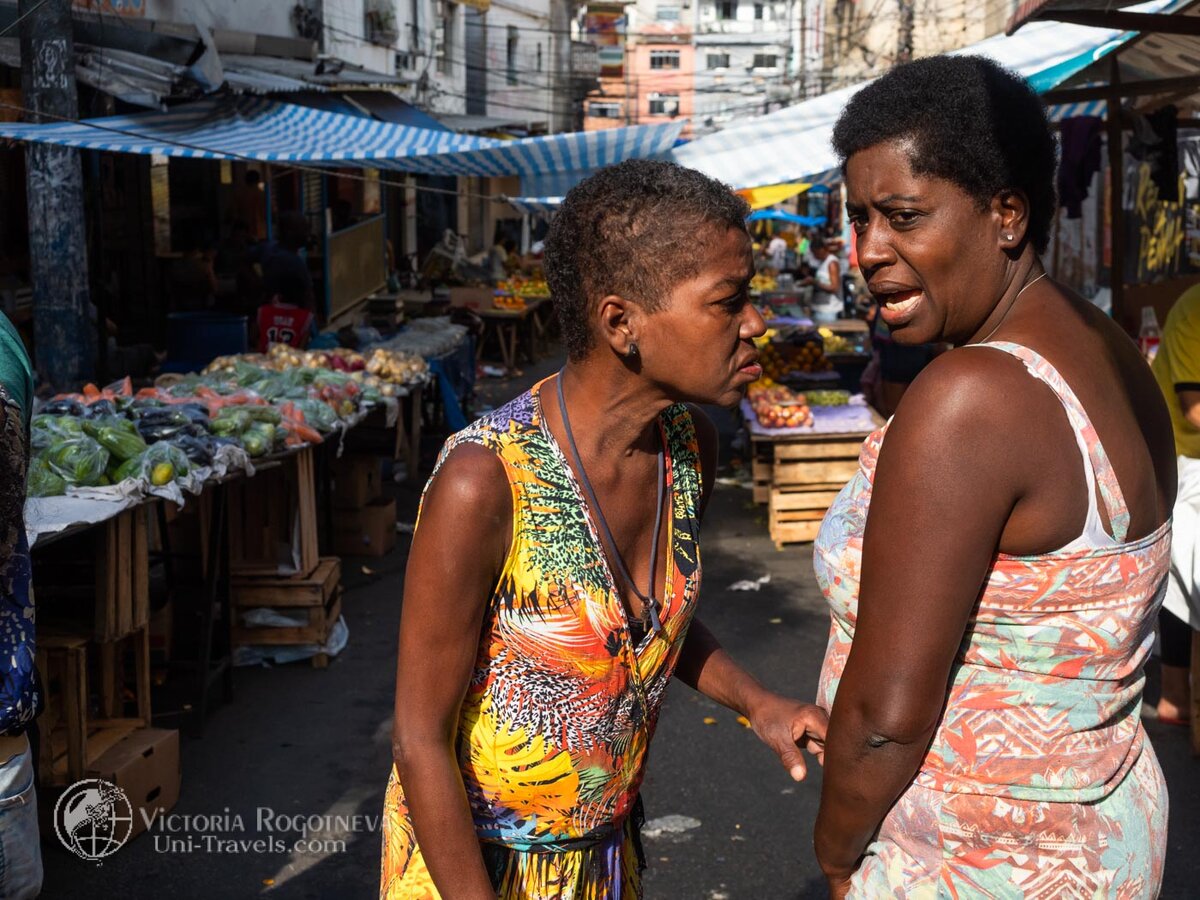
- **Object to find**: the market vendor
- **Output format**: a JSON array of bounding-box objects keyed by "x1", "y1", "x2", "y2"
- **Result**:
[
  {"x1": 255, "y1": 269, "x2": 315, "y2": 353},
  {"x1": 258, "y1": 212, "x2": 315, "y2": 312},
  {"x1": 1151, "y1": 285, "x2": 1200, "y2": 724}
]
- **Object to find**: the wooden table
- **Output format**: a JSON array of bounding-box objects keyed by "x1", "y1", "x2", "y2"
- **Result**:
[{"x1": 477, "y1": 298, "x2": 548, "y2": 371}]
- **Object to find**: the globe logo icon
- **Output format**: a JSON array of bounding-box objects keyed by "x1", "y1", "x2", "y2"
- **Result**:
[{"x1": 53, "y1": 779, "x2": 134, "y2": 862}]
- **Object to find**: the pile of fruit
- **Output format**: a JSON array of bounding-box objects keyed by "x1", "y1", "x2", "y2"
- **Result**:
[
  {"x1": 805, "y1": 389, "x2": 851, "y2": 407},
  {"x1": 750, "y1": 274, "x2": 777, "y2": 293},
  {"x1": 748, "y1": 380, "x2": 814, "y2": 430},
  {"x1": 496, "y1": 276, "x2": 549, "y2": 298},
  {"x1": 756, "y1": 330, "x2": 834, "y2": 380},
  {"x1": 493, "y1": 294, "x2": 527, "y2": 311},
  {"x1": 817, "y1": 327, "x2": 855, "y2": 354}
]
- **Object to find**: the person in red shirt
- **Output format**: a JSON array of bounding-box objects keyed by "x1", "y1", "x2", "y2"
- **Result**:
[{"x1": 256, "y1": 268, "x2": 315, "y2": 352}]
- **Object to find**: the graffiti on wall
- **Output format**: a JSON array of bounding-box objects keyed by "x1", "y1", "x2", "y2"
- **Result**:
[{"x1": 1133, "y1": 162, "x2": 1187, "y2": 283}]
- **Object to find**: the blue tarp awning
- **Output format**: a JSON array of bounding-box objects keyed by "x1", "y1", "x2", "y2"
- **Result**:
[
  {"x1": 669, "y1": 0, "x2": 1177, "y2": 190},
  {"x1": 747, "y1": 210, "x2": 827, "y2": 227},
  {"x1": 0, "y1": 96, "x2": 684, "y2": 182}
]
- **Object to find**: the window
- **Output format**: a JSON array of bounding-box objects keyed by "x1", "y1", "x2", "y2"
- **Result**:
[
  {"x1": 649, "y1": 49, "x2": 681, "y2": 70},
  {"x1": 754, "y1": 2, "x2": 764, "y2": 18},
  {"x1": 752, "y1": 53, "x2": 779, "y2": 69},
  {"x1": 657, "y1": 5, "x2": 681, "y2": 20},
  {"x1": 589, "y1": 101, "x2": 623, "y2": 119},
  {"x1": 706, "y1": 52, "x2": 731, "y2": 68},
  {"x1": 716, "y1": 0, "x2": 737, "y2": 19},
  {"x1": 648, "y1": 92, "x2": 680, "y2": 116},
  {"x1": 507, "y1": 26, "x2": 519, "y2": 85}
]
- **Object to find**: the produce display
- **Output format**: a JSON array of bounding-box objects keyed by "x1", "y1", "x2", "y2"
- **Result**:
[
  {"x1": 817, "y1": 327, "x2": 856, "y2": 355},
  {"x1": 750, "y1": 274, "x2": 777, "y2": 293},
  {"x1": 492, "y1": 294, "x2": 527, "y2": 311},
  {"x1": 756, "y1": 329, "x2": 834, "y2": 380},
  {"x1": 805, "y1": 389, "x2": 851, "y2": 407},
  {"x1": 27, "y1": 363, "x2": 370, "y2": 497},
  {"x1": 205, "y1": 342, "x2": 428, "y2": 398},
  {"x1": 496, "y1": 275, "x2": 549, "y2": 298},
  {"x1": 747, "y1": 381, "x2": 814, "y2": 430}
]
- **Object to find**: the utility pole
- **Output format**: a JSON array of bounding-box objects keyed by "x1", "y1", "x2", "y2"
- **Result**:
[
  {"x1": 897, "y1": 0, "x2": 915, "y2": 65},
  {"x1": 19, "y1": 0, "x2": 93, "y2": 388},
  {"x1": 551, "y1": 0, "x2": 575, "y2": 133}
]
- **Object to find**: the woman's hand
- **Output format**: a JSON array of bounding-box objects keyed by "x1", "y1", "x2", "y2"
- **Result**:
[{"x1": 746, "y1": 691, "x2": 828, "y2": 781}]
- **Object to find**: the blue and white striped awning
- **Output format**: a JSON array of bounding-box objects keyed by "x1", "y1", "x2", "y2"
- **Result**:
[
  {"x1": 670, "y1": 0, "x2": 1171, "y2": 190},
  {"x1": 0, "y1": 95, "x2": 683, "y2": 180},
  {"x1": 505, "y1": 196, "x2": 564, "y2": 217}
]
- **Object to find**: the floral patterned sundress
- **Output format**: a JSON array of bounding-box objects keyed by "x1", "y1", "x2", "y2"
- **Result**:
[
  {"x1": 815, "y1": 341, "x2": 1170, "y2": 898},
  {"x1": 381, "y1": 379, "x2": 704, "y2": 900}
]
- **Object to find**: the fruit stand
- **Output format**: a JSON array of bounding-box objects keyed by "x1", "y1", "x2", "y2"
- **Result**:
[{"x1": 744, "y1": 321, "x2": 883, "y2": 547}]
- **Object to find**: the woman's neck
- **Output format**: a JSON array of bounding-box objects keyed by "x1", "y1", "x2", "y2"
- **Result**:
[{"x1": 555, "y1": 358, "x2": 672, "y2": 460}]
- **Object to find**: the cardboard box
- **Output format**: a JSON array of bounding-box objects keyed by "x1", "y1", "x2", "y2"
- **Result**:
[
  {"x1": 88, "y1": 728, "x2": 180, "y2": 840},
  {"x1": 333, "y1": 497, "x2": 396, "y2": 558},
  {"x1": 332, "y1": 454, "x2": 382, "y2": 509}
]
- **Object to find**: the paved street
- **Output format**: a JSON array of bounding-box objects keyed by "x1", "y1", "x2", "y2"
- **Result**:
[{"x1": 39, "y1": 352, "x2": 1200, "y2": 899}]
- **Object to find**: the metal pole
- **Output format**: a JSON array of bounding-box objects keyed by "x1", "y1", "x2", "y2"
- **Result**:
[{"x1": 19, "y1": 0, "x2": 93, "y2": 388}]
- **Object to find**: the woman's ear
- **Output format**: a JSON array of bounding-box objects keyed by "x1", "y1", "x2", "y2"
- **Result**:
[
  {"x1": 597, "y1": 294, "x2": 639, "y2": 358},
  {"x1": 992, "y1": 190, "x2": 1030, "y2": 252}
]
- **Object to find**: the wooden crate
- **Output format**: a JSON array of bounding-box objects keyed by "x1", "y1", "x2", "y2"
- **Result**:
[
  {"x1": 228, "y1": 447, "x2": 319, "y2": 578},
  {"x1": 232, "y1": 557, "x2": 341, "y2": 609},
  {"x1": 232, "y1": 587, "x2": 342, "y2": 656},
  {"x1": 37, "y1": 627, "x2": 152, "y2": 786},
  {"x1": 768, "y1": 436, "x2": 872, "y2": 548},
  {"x1": 94, "y1": 507, "x2": 151, "y2": 643},
  {"x1": 750, "y1": 438, "x2": 773, "y2": 505}
]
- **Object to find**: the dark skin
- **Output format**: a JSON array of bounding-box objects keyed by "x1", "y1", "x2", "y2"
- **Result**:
[
  {"x1": 817, "y1": 139, "x2": 1177, "y2": 899},
  {"x1": 392, "y1": 224, "x2": 828, "y2": 899}
]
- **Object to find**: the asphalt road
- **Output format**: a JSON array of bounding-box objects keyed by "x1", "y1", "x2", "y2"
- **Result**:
[{"x1": 38, "y1": 355, "x2": 1200, "y2": 899}]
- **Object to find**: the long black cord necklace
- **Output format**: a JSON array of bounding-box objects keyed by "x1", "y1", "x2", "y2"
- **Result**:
[{"x1": 556, "y1": 371, "x2": 666, "y2": 638}]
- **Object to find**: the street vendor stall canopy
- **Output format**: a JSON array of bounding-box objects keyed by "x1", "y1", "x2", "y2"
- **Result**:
[
  {"x1": 0, "y1": 95, "x2": 685, "y2": 184},
  {"x1": 668, "y1": 0, "x2": 1178, "y2": 191},
  {"x1": 747, "y1": 210, "x2": 828, "y2": 227}
]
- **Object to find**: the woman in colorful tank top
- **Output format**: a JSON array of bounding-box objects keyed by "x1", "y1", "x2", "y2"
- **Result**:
[
  {"x1": 380, "y1": 160, "x2": 827, "y2": 900},
  {"x1": 812, "y1": 57, "x2": 1176, "y2": 898}
]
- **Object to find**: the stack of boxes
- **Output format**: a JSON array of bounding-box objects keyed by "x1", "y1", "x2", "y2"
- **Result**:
[{"x1": 331, "y1": 453, "x2": 396, "y2": 559}]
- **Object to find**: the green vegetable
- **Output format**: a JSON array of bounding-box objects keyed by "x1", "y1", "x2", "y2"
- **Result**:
[
  {"x1": 241, "y1": 430, "x2": 269, "y2": 457},
  {"x1": 27, "y1": 457, "x2": 67, "y2": 497},
  {"x1": 142, "y1": 443, "x2": 190, "y2": 480},
  {"x1": 243, "y1": 406, "x2": 282, "y2": 425},
  {"x1": 112, "y1": 454, "x2": 146, "y2": 484},
  {"x1": 93, "y1": 426, "x2": 147, "y2": 462},
  {"x1": 211, "y1": 409, "x2": 251, "y2": 436},
  {"x1": 45, "y1": 436, "x2": 109, "y2": 486}
]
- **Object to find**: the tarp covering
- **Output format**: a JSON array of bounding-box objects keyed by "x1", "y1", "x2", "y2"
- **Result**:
[
  {"x1": 738, "y1": 182, "x2": 812, "y2": 209},
  {"x1": 0, "y1": 95, "x2": 685, "y2": 180},
  {"x1": 747, "y1": 209, "x2": 827, "y2": 227},
  {"x1": 669, "y1": 1, "x2": 1173, "y2": 190}
]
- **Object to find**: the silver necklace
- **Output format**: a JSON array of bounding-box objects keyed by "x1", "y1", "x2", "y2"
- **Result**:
[{"x1": 973, "y1": 271, "x2": 1048, "y2": 345}]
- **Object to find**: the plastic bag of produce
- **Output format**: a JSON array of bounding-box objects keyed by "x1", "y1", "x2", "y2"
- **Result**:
[
  {"x1": 44, "y1": 435, "x2": 110, "y2": 487},
  {"x1": 139, "y1": 442, "x2": 190, "y2": 486},
  {"x1": 27, "y1": 455, "x2": 67, "y2": 497},
  {"x1": 293, "y1": 399, "x2": 338, "y2": 433},
  {"x1": 82, "y1": 417, "x2": 147, "y2": 461},
  {"x1": 210, "y1": 408, "x2": 252, "y2": 437}
]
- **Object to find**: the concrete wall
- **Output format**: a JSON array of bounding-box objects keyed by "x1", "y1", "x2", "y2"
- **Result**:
[{"x1": 481, "y1": 0, "x2": 556, "y2": 130}]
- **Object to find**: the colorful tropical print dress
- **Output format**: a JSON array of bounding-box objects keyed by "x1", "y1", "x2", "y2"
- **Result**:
[
  {"x1": 380, "y1": 380, "x2": 704, "y2": 900},
  {"x1": 815, "y1": 342, "x2": 1170, "y2": 898}
]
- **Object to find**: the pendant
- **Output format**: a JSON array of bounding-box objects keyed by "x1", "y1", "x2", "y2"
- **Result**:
[{"x1": 647, "y1": 598, "x2": 663, "y2": 634}]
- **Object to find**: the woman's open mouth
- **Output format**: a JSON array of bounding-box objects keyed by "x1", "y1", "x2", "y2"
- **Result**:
[{"x1": 876, "y1": 289, "x2": 923, "y2": 327}]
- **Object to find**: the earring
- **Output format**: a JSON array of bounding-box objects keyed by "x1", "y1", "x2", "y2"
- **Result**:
[
  {"x1": 626, "y1": 342, "x2": 639, "y2": 359},
  {"x1": 1004, "y1": 233, "x2": 1014, "y2": 241}
]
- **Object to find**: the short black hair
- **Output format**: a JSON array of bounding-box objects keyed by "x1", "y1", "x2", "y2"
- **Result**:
[
  {"x1": 832, "y1": 55, "x2": 1057, "y2": 254},
  {"x1": 544, "y1": 159, "x2": 749, "y2": 361}
]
